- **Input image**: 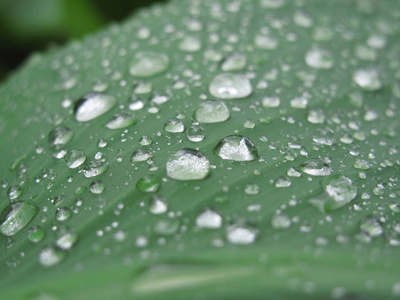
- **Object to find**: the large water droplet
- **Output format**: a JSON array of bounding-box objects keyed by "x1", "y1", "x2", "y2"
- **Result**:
[
  {"x1": 209, "y1": 73, "x2": 252, "y2": 99},
  {"x1": 0, "y1": 202, "x2": 38, "y2": 236},
  {"x1": 305, "y1": 49, "x2": 334, "y2": 69},
  {"x1": 195, "y1": 209, "x2": 222, "y2": 229},
  {"x1": 105, "y1": 113, "x2": 137, "y2": 129},
  {"x1": 129, "y1": 52, "x2": 169, "y2": 78},
  {"x1": 353, "y1": 69, "x2": 382, "y2": 91},
  {"x1": 194, "y1": 100, "x2": 229, "y2": 123},
  {"x1": 213, "y1": 135, "x2": 258, "y2": 162},
  {"x1": 66, "y1": 150, "x2": 86, "y2": 169},
  {"x1": 226, "y1": 225, "x2": 258, "y2": 245},
  {"x1": 309, "y1": 175, "x2": 357, "y2": 212},
  {"x1": 166, "y1": 149, "x2": 210, "y2": 181},
  {"x1": 48, "y1": 127, "x2": 74, "y2": 146},
  {"x1": 299, "y1": 158, "x2": 332, "y2": 176},
  {"x1": 74, "y1": 93, "x2": 116, "y2": 122},
  {"x1": 82, "y1": 160, "x2": 108, "y2": 178},
  {"x1": 131, "y1": 149, "x2": 153, "y2": 162}
]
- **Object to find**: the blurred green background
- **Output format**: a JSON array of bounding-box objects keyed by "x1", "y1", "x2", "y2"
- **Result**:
[{"x1": 0, "y1": 0, "x2": 166, "y2": 82}]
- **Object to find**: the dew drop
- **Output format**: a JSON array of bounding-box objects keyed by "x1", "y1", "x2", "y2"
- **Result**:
[
  {"x1": 271, "y1": 213, "x2": 291, "y2": 229},
  {"x1": 0, "y1": 202, "x2": 38, "y2": 236},
  {"x1": 8, "y1": 185, "x2": 22, "y2": 200},
  {"x1": 48, "y1": 127, "x2": 74, "y2": 146},
  {"x1": 131, "y1": 149, "x2": 153, "y2": 162},
  {"x1": 55, "y1": 231, "x2": 78, "y2": 250},
  {"x1": 305, "y1": 49, "x2": 334, "y2": 69},
  {"x1": 213, "y1": 135, "x2": 258, "y2": 162},
  {"x1": 226, "y1": 225, "x2": 258, "y2": 245},
  {"x1": 353, "y1": 69, "x2": 382, "y2": 91},
  {"x1": 186, "y1": 125, "x2": 205, "y2": 142},
  {"x1": 74, "y1": 93, "x2": 116, "y2": 122},
  {"x1": 105, "y1": 113, "x2": 137, "y2": 129},
  {"x1": 129, "y1": 51, "x2": 169, "y2": 78},
  {"x1": 136, "y1": 174, "x2": 160, "y2": 193},
  {"x1": 195, "y1": 209, "x2": 222, "y2": 229},
  {"x1": 194, "y1": 100, "x2": 229, "y2": 123},
  {"x1": 360, "y1": 217, "x2": 383, "y2": 237},
  {"x1": 164, "y1": 118, "x2": 185, "y2": 133},
  {"x1": 209, "y1": 73, "x2": 252, "y2": 99},
  {"x1": 166, "y1": 149, "x2": 210, "y2": 181},
  {"x1": 66, "y1": 150, "x2": 86, "y2": 169},
  {"x1": 149, "y1": 195, "x2": 168, "y2": 215},
  {"x1": 38, "y1": 247, "x2": 66, "y2": 268},
  {"x1": 82, "y1": 160, "x2": 108, "y2": 178},
  {"x1": 90, "y1": 180, "x2": 105, "y2": 194},
  {"x1": 28, "y1": 226, "x2": 45, "y2": 243},
  {"x1": 153, "y1": 218, "x2": 180, "y2": 236},
  {"x1": 221, "y1": 53, "x2": 247, "y2": 71},
  {"x1": 262, "y1": 96, "x2": 280, "y2": 108},
  {"x1": 299, "y1": 158, "x2": 332, "y2": 176},
  {"x1": 56, "y1": 207, "x2": 71, "y2": 222}
]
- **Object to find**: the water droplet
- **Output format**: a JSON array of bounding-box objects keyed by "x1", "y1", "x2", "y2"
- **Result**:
[
  {"x1": 221, "y1": 53, "x2": 247, "y2": 71},
  {"x1": 52, "y1": 145, "x2": 67, "y2": 159},
  {"x1": 136, "y1": 174, "x2": 160, "y2": 193},
  {"x1": 28, "y1": 226, "x2": 45, "y2": 243},
  {"x1": 209, "y1": 73, "x2": 252, "y2": 99},
  {"x1": 309, "y1": 175, "x2": 357, "y2": 212},
  {"x1": 38, "y1": 247, "x2": 66, "y2": 268},
  {"x1": 275, "y1": 177, "x2": 291, "y2": 188},
  {"x1": 105, "y1": 113, "x2": 137, "y2": 129},
  {"x1": 195, "y1": 209, "x2": 222, "y2": 229},
  {"x1": 82, "y1": 160, "x2": 108, "y2": 178},
  {"x1": 186, "y1": 125, "x2": 205, "y2": 142},
  {"x1": 149, "y1": 195, "x2": 168, "y2": 215},
  {"x1": 262, "y1": 96, "x2": 280, "y2": 108},
  {"x1": 244, "y1": 184, "x2": 259, "y2": 195},
  {"x1": 153, "y1": 218, "x2": 180, "y2": 236},
  {"x1": 307, "y1": 109, "x2": 325, "y2": 124},
  {"x1": 254, "y1": 34, "x2": 278, "y2": 49},
  {"x1": 131, "y1": 149, "x2": 153, "y2": 162},
  {"x1": 213, "y1": 135, "x2": 258, "y2": 162},
  {"x1": 48, "y1": 127, "x2": 74, "y2": 146},
  {"x1": 305, "y1": 49, "x2": 334, "y2": 69},
  {"x1": 166, "y1": 149, "x2": 210, "y2": 181},
  {"x1": 56, "y1": 207, "x2": 71, "y2": 222},
  {"x1": 271, "y1": 213, "x2": 291, "y2": 229},
  {"x1": 90, "y1": 180, "x2": 105, "y2": 194},
  {"x1": 194, "y1": 100, "x2": 229, "y2": 123},
  {"x1": 55, "y1": 231, "x2": 78, "y2": 250},
  {"x1": 0, "y1": 202, "x2": 38, "y2": 236},
  {"x1": 129, "y1": 52, "x2": 169, "y2": 78},
  {"x1": 360, "y1": 217, "x2": 383, "y2": 237},
  {"x1": 299, "y1": 158, "x2": 332, "y2": 176},
  {"x1": 8, "y1": 185, "x2": 22, "y2": 200},
  {"x1": 313, "y1": 127, "x2": 334, "y2": 145},
  {"x1": 179, "y1": 35, "x2": 202, "y2": 52},
  {"x1": 66, "y1": 150, "x2": 86, "y2": 169},
  {"x1": 290, "y1": 97, "x2": 308, "y2": 109},
  {"x1": 139, "y1": 136, "x2": 153, "y2": 146},
  {"x1": 353, "y1": 69, "x2": 382, "y2": 91},
  {"x1": 164, "y1": 118, "x2": 185, "y2": 133},
  {"x1": 74, "y1": 93, "x2": 116, "y2": 122},
  {"x1": 226, "y1": 225, "x2": 258, "y2": 245}
]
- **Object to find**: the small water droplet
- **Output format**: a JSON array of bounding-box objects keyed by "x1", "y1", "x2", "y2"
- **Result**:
[
  {"x1": 166, "y1": 149, "x2": 210, "y2": 181},
  {"x1": 271, "y1": 213, "x2": 291, "y2": 229},
  {"x1": 299, "y1": 158, "x2": 332, "y2": 176},
  {"x1": 226, "y1": 225, "x2": 258, "y2": 245},
  {"x1": 195, "y1": 209, "x2": 222, "y2": 229},
  {"x1": 186, "y1": 125, "x2": 205, "y2": 142},
  {"x1": 82, "y1": 160, "x2": 108, "y2": 178},
  {"x1": 8, "y1": 185, "x2": 22, "y2": 200},
  {"x1": 213, "y1": 135, "x2": 258, "y2": 162},
  {"x1": 164, "y1": 118, "x2": 185, "y2": 133},
  {"x1": 105, "y1": 113, "x2": 137, "y2": 129},
  {"x1": 353, "y1": 69, "x2": 382, "y2": 91},
  {"x1": 48, "y1": 127, "x2": 74, "y2": 146},
  {"x1": 131, "y1": 149, "x2": 153, "y2": 162},
  {"x1": 136, "y1": 174, "x2": 160, "y2": 193},
  {"x1": 360, "y1": 217, "x2": 383, "y2": 237},
  {"x1": 66, "y1": 150, "x2": 86, "y2": 169},
  {"x1": 307, "y1": 109, "x2": 325, "y2": 124},
  {"x1": 28, "y1": 226, "x2": 45, "y2": 243},
  {"x1": 38, "y1": 247, "x2": 66, "y2": 268},
  {"x1": 90, "y1": 180, "x2": 105, "y2": 194},
  {"x1": 291, "y1": 97, "x2": 308, "y2": 109},
  {"x1": 262, "y1": 96, "x2": 280, "y2": 108},
  {"x1": 149, "y1": 195, "x2": 168, "y2": 215},
  {"x1": 209, "y1": 73, "x2": 252, "y2": 99},
  {"x1": 0, "y1": 202, "x2": 38, "y2": 236},
  {"x1": 56, "y1": 207, "x2": 71, "y2": 221},
  {"x1": 194, "y1": 100, "x2": 230, "y2": 123},
  {"x1": 305, "y1": 49, "x2": 334, "y2": 69},
  {"x1": 275, "y1": 177, "x2": 291, "y2": 188},
  {"x1": 74, "y1": 93, "x2": 116, "y2": 122},
  {"x1": 153, "y1": 218, "x2": 180, "y2": 236},
  {"x1": 129, "y1": 52, "x2": 169, "y2": 78},
  {"x1": 221, "y1": 53, "x2": 247, "y2": 71},
  {"x1": 55, "y1": 231, "x2": 78, "y2": 250}
]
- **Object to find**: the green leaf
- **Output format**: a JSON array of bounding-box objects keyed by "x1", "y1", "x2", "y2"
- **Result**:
[{"x1": 1, "y1": 0, "x2": 400, "y2": 299}]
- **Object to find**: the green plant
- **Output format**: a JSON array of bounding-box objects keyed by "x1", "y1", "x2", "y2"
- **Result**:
[{"x1": 0, "y1": 0, "x2": 399, "y2": 299}]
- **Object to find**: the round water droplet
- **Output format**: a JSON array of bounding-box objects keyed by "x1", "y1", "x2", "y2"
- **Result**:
[
  {"x1": 271, "y1": 213, "x2": 291, "y2": 229},
  {"x1": 221, "y1": 53, "x2": 247, "y2": 71},
  {"x1": 153, "y1": 218, "x2": 180, "y2": 236},
  {"x1": 129, "y1": 52, "x2": 169, "y2": 78},
  {"x1": 28, "y1": 226, "x2": 45, "y2": 243},
  {"x1": 305, "y1": 49, "x2": 334, "y2": 69},
  {"x1": 254, "y1": 34, "x2": 278, "y2": 49},
  {"x1": 136, "y1": 174, "x2": 160, "y2": 193},
  {"x1": 83, "y1": 160, "x2": 108, "y2": 178},
  {"x1": 313, "y1": 127, "x2": 334, "y2": 145},
  {"x1": 307, "y1": 109, "x2": 325, "y2": 124},
  {"x1": 209, "y1": 73, "x2": 252, "y2": 99},
  {"x1": 52, "y1": 145, "x2": 67, "y2": 159},
  {"x1": 105, "y1": 113, "x2": 137, "y2": 129},
  {"x1": 38, "y1": 247, "x2": 66, "y2": 268},
  {"x1": 90, "y1": 180, "x2": 105, "y2": 194},
  {"x1": 262, "y1": 96, "x2": 280, "y2": 108},
  {"x1": 66, "y1": 150, "x2": 86, "y2": 169},
  {"x1": 195, "y1": 209, "x2": 222, "y2": 229},
  {"x1": 244, "y1": 184, "x2": 259, "y2": 195},
  {"x1": 213, "y1": 135, "x2": 258, "y2": 162},
  {"x1": 164, "y1": 119, "x2": 185, "y2": 133},
  {"x1": 187, "y1": 125, "x2": 205, "y2": 142},
  {"x1": 149, "y1": 195, "x2": 168, "y2": 215},
  {"x1": 8, "y1": 185, "x2": 22, "y2": 200},
  {"x1": 179, "y1": 35, "x2": 202, "y2": 52},
  {"x1": 275, "y1": 177, "x2": 291, "y2": 188},
  {"x1": 55, "y1": 231, "x2": 78, "y2": 250},
  {"x1": 0, "y1": 202, "x2": 38, "y2": 236},
  {"x1": 74, "y1": 93, "x2": 116, "y2": 122},
  {"x1": 353, "y1": 69, "x2": 382, "y2": 91},
  {"x1": 56, "y1": 207, "x2": 71, "y2": 221},
  {"x1": 194, "y1": 100, "x2": 230, "y2": 123},
  {"x1": 290, "y1": 97, "x2": 308, "y2": 109},
  {"x1": 299, "y1": 158, "x2": 332, "y2": 176},
  {"x1": 48, "y1": 127, "x2": 74, "y2": 146},
  {"x1": 139, "y1": 136, "x2": 153, "y2": 146},
  {"x1": 166, "y1": 149, "x2": 210, "y2": 181},
  {"x1": 360, "y1": 217, "x2": 383, "y2": 237},
  {"x1": 226, "y1": 225, "x2": 258, "y2": 245},
  {"x1": 131, "y1": 149, "x2": 153, "y2": 162}
]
